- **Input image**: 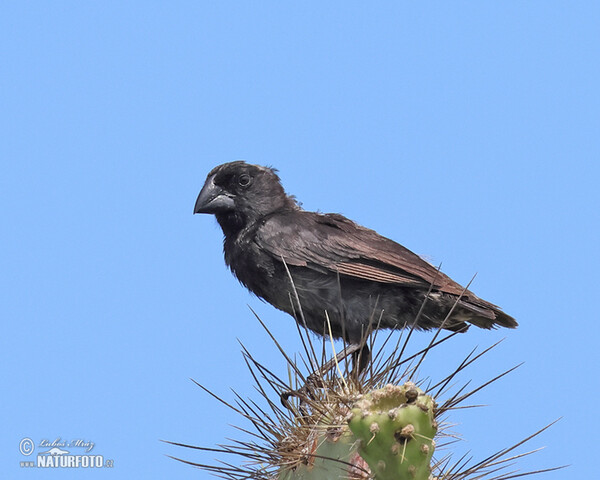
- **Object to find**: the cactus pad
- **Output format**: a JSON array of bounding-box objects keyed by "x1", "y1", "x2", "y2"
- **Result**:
[{"x1": 348, "y1": 383, "x2": 436, "y2": 480}]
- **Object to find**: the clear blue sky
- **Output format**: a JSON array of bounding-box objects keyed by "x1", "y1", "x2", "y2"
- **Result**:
[{"x1": 2, "y1": 2, "x2": 598, "y2": 479}]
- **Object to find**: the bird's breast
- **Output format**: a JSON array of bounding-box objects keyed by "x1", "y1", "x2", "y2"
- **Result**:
[{"x1": 224, "y1": 236, "x2": 276, "y2": 295}]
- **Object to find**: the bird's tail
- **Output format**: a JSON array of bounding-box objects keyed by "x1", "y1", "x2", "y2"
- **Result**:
[{"x1": 458, "y1": 298, "x2": 518, "y2": 329}]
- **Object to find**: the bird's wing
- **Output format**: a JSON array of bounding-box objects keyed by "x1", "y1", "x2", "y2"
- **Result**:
[{"x1": 255, "y1": 211, "x2": 468, "y2": 295}]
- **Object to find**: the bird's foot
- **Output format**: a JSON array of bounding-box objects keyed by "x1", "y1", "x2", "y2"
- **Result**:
[
  {"x1": 279, "y1": 343, "x2": 369, "y2": 414},
  {"x1": 279, "y1": 375, "x2": 323, "y2": 416}
]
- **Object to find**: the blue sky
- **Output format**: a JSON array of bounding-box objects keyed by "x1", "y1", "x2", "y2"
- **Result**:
[{"x1": 1, "y1": 2, "x2": 598, "y2": 478}]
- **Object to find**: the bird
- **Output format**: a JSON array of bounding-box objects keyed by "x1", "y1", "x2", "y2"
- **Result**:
[{"x1": 193, "y1": 161, "x2": 517, "y2": 349}]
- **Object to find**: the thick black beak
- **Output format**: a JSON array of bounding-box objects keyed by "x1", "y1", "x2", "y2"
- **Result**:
[{"x1": 194, "y1": 175, "x2": 235, "y2": 214}]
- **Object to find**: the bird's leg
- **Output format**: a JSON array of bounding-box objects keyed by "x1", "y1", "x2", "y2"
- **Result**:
[
  {"x1": 280, "y1": 343, "x2": 370, "y2": 412},
  {"x1": 351, "y1": 343, "x2": 371, "y2": 379}
]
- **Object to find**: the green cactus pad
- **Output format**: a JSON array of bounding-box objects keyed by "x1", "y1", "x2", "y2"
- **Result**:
[
  {"x1": 279, "y1": 383, "x2": 436, "y2": 480},
  {"x1": 348, "y1": 383, "x2": 436, "y2": 480}
]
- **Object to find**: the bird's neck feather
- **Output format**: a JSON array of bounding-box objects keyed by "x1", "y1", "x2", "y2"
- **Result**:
[
  {"x1": 215, "y1": 211, "x2": 247, "y2": 238},
  {"x1": 216, "y1": 195, "x2": 298, "y2": 239}
]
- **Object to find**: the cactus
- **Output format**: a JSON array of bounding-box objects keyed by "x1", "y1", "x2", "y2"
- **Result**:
[
  {"x1": 278, "y1": 415, "x2": 362, "y2": 480},
  {"x1": 276, "y1": 383, "x2": 436, "y2": 480},
  {"x1": 348, "y1": 383, "x2": 436, "y2": 480},
  {"x1": 168, "y1": 317, "x2": 560, "y2": 479}
]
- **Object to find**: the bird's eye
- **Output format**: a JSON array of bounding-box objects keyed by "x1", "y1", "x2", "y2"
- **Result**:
[{"x1": 238, "y1": 174, "x2": 252, "y2": 187}]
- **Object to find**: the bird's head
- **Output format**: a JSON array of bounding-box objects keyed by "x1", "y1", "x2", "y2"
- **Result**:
[{"x1": 194, "y1": 161, "x2": 296, "y2": 235}]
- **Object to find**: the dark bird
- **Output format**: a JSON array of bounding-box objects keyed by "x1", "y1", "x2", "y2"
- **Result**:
[{"x1": 194, "y1": 161, "x2": 517, "y2": 347}]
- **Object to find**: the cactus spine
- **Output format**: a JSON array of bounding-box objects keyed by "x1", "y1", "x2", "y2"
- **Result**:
[{"x1": 170, "y1": 320, "x2": 558, "y2": 479}]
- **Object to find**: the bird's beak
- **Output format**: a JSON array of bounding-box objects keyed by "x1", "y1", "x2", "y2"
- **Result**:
[{"x1": 194, "y1": 175, "x2": 235, "y2": 214}]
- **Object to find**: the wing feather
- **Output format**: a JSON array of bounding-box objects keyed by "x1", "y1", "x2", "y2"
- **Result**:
[{"x1": 255, "y1": 211, "x2": 468, "y2": 296}]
